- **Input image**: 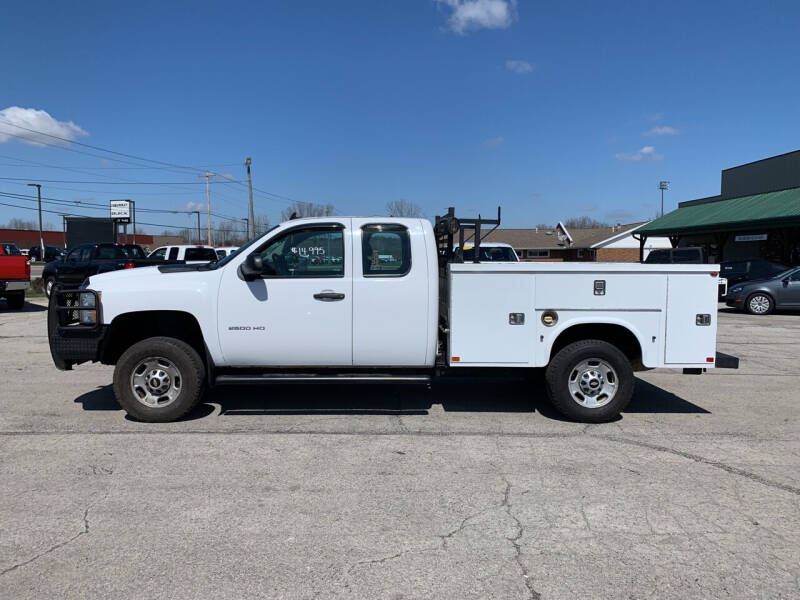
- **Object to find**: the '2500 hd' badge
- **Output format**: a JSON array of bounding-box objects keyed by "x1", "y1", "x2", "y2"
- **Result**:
[{"x1": 228, "y1": 326, "x2": 266, "y2": 331}]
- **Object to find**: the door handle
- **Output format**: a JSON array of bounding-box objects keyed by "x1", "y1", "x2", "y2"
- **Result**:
[{"x1": 313, "y1": 291, "x2": 345, "y2": 301}]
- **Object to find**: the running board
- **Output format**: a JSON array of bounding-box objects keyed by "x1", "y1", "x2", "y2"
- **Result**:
[{"x1": 215, "y1": 373, "x2": 432, "y2": 385}]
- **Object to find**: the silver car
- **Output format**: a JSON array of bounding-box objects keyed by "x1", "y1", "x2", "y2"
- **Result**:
[{"x1": 725, "y1": 266, "x2": 800, "y2": 314}]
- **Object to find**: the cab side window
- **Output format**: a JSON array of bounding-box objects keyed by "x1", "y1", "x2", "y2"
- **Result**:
[
  {"x1": 150, "y1": 248, "x2": 166, "y2": 260},
  {"x1": 66, "y1": 248, "x2": 82, "y2": 263},
  {"x1": 361, "y1": 224, "x2": 411, "y2": 277},
  {"x1": 789, "y1": 270, "x2": 800, "y2": 282},
  {"x1": 257, "y1": 226, "x2": 344, "y2": 278}
]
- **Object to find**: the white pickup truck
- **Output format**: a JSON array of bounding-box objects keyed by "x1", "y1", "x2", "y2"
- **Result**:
[{"x1": 48, "y1": 208, "x2": 737, "y2": 423}]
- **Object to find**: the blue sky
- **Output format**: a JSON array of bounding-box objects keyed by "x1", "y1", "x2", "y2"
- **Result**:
[{"x1": 2, "y1": 0, "x2": 800, "y2": 233}]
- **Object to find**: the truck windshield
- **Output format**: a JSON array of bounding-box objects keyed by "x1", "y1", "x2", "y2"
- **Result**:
[{"x1": 462, "y1": 246, "x2": 517, "y2": 262}]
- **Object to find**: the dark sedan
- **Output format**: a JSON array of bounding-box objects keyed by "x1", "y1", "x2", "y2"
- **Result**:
[{"x1": 725, "y1": 267, "x2": 800, "y2": 314}]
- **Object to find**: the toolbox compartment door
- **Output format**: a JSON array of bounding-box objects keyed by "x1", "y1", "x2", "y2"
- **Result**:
[
  {"x1": 449, "y1": 272, "x2": 534, "y2": 365},
  {"x1": 665, "y1": 273, "x2": 718, "y2": 364}
]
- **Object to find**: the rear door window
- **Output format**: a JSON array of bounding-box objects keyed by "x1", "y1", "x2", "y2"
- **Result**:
[{"x1": 361, "y1": 224, "x2": 411, "y2": 276}]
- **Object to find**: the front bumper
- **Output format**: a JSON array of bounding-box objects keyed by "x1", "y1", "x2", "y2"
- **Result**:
[
  {"x1": 725, "y1": 296, "x2": 744, "y2": 309},
  {"x1": 47, "y1": 288, "x2": 105, "y2": 371}
]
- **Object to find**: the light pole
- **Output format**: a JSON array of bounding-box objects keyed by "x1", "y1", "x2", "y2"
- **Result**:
[
  {"x1": 27, "y1": 183, "x2": 44, "y2": 261},
  {"x1": 658, "y1": 181, "x2": 670, "y2": 217},
  {"x1": 200, "y1": 172, "x2": 215, "y2": 245},
  {"x1": 245, "y1": 157, "x2": 255, "y2": 239},
  {"x1": 190, "y1": 211, "x2": 201, "y2": 244}
]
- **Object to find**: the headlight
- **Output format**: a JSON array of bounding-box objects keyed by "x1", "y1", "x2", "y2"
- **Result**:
[{"x1": 78, "y1": 292, "x2": 97, "y2": 325}]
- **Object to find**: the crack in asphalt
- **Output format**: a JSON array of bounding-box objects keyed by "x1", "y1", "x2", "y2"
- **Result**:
[
  {"x1": 599, "y1": 435, "x2": 800, "y2": 496},
  {"x1": 499, "y1": 473, "x2": 541, "y2": 600},
  {"x1": 0, "y1": 508, "x2": 90, "y2": 576}
]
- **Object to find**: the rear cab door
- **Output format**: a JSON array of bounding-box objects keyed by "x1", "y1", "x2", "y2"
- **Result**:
[{"x1": 351, "y1": 218, "x2": 435, "y2": 367}]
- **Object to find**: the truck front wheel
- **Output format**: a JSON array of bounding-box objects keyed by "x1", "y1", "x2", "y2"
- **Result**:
[
  {"x1": 113, "y1": 337, "x2": 206, "y2": 422},
  {"x1": 545, "y1": 339, "x2": 634, "y2": 423}
]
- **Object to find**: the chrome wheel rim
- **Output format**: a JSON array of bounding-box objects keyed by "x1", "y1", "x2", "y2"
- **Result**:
[
  {"x1": 568, "y1": 359, "x2": 618, "y2": 408},
  {"x1": 130, "y1": 356, "x2": 182, "y2": 408},
  {"x1": 749, "y1": 295, "x2": 770, "y2": 314}
]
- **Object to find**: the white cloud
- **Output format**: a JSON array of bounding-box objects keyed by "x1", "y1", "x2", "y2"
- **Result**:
[
  {"x1": 644, "y1": 125, "x2": 679, "y2": 136},
  {"x1": 615, "y1": 146, "x2": 664, "y2": 161},
  {"x1": 483, "y1": 135, "x2": 505, "y2": 147},
  {"x1": 436, "y1": 0, "x2": 517, "y2": 34},
  {"x1": 177, "y1": 202, "x2": 204, "y2": 212},
  {"x1": 0, "y1": 106, "x2": 88, "y2": 147},
  {"x1": 506, "y1": 59, "x2": 533, "y2": 74}
]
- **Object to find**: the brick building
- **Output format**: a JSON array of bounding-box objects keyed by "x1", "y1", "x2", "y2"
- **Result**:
[{"x1": 481, "y1": 222, "x2": 670, "y2": 262}]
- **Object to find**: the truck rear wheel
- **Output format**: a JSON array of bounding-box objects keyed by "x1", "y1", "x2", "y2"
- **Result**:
[
  {"x1": 113, "y1": 336, "x2": 206, "y2": 422},
  {"x1": 545, "y1": 339, "x2": 634, "y2": 423}
]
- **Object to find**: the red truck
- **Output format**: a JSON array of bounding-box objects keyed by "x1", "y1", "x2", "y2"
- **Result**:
[{"x1": 0, "y1": 243, "x2": 30, "y2": 310}]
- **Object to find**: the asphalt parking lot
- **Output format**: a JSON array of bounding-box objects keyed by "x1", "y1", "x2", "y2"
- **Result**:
[{"x1": 1, "y1": 300, "x2": 799, "y2": 599}]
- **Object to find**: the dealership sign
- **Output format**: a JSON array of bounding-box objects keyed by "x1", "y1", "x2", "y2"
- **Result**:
[
  {"x1": 110, "y1": 200, "x2": 131, "y2": 223},
  {"x1": 734, "y1": 234, "x2": 767, "y2": 242}
]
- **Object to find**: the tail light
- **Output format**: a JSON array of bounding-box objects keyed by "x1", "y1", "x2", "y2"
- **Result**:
[{"x1": 124, "y1": 262, "x2": 135, "y2": 270}]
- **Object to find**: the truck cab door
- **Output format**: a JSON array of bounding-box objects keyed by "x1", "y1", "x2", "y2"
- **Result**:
[
  {"x1": 351, "y1": 219, "x2": 434, "y2": 367},
  {"x1": 217, "y1": 220, "x2": 353, "y2": 366}
]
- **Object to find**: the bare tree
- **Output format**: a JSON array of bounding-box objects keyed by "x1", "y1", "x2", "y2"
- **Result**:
[
  {"x1": 280, "y1": 201, "x2": 336, "y2": 222},
  {"x1": 254, "y1": 214, "x2": 271, "y2": 236},
  {"x1": 5, "y1": 218, "x2": 37, "y2": 230},
  {"x1": 563, "y1": 216, "x2": 611, "y2": 229},
  {"x1": 386, "y1": 199, "x2": 423, "y2": 217}
]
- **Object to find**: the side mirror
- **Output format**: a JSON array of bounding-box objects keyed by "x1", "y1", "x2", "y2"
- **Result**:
[
  {"x1": 239, "y1": 254, "x2": 263, "y2": 281},
  {"x1": 782, "y1": 278, "x2": 790, "y2": 287}
]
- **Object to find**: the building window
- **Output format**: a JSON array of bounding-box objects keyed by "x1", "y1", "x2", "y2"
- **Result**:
[{"x1": 525, "y1": 249, "x2": 549, "y2": 258}]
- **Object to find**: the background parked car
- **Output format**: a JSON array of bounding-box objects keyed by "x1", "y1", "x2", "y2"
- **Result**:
[
  {"x1": 215, "y1": 246, "x2": 239, "y2": 260},
  {"x1": 720, "y1": 259, "x2": 788, "y2": 289},
  {"x1": 28, "y1": 245, "x2": 66, "y2": 263},
  {"x1": 725, "y1": 266, "x2": 800, "y2": 314},
  {"x1": 0, "y1": 245, "x2": 30, "y2": 309},
  {"x1": 455, "y1": 242, "x2": 519, "y2": 262},
  {"x1": 644, "y1": 247, "x2": 706, "y2": 264},
  {"x1": 42, "y1": 243, "x2": 184, "y2": 297},
  {"x1": 148, "y1": 245, "x2": 218, "y2": 263},
  {"x1": 1, "y1": 242, "x2": 22, "y2": 255}
]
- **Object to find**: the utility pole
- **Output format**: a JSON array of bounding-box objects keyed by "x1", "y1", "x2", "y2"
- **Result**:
[
  {"x1": 242, "y1": 217, "x2": 249, "y2": 242},
  {"x1": 200, "y1": 172, "x2": 215, "y2": 245},
  {"x1": 658, "y1": 181, "x2": 670, "y2": 217},
  {"x1": 27, "y1": 183, "x2": 44, "y2": 261},
  {"x1": 191, "y1": 211, "x2": 201, "y2": 244},
  {"x1": 245, "y1": 157, "x2": 255, "y2": 239}
]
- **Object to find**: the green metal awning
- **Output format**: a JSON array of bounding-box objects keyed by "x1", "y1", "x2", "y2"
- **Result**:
[{"x1": 637, "y1": 187, "x2": 800, "y2": 236}]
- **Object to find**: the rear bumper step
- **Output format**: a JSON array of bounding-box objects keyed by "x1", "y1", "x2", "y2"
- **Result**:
[{"x1": 215, "y1": 374, "x2": 432, "y2": 385}]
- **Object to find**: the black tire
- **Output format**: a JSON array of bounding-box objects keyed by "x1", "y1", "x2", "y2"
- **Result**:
[
  {"x1": 113, "y1": 336, "x2": 206, "y2": 422},
  {"x1": 44, "y1": 277, "x2": 55, "y2": 298},
  {"x1": 745, "y1": 292, "x2": 774, "y2": 315},
  {"x1": 6, "y1": 292, "x2": 24, "y2": 310},
  {"x1": 545, "y1": 339, "x2": 634, "y2": 423}
]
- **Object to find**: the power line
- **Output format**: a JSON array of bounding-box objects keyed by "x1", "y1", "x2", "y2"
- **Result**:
[{"x1": 0, "y1": 198, "x2": 248, "y2": 235}]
